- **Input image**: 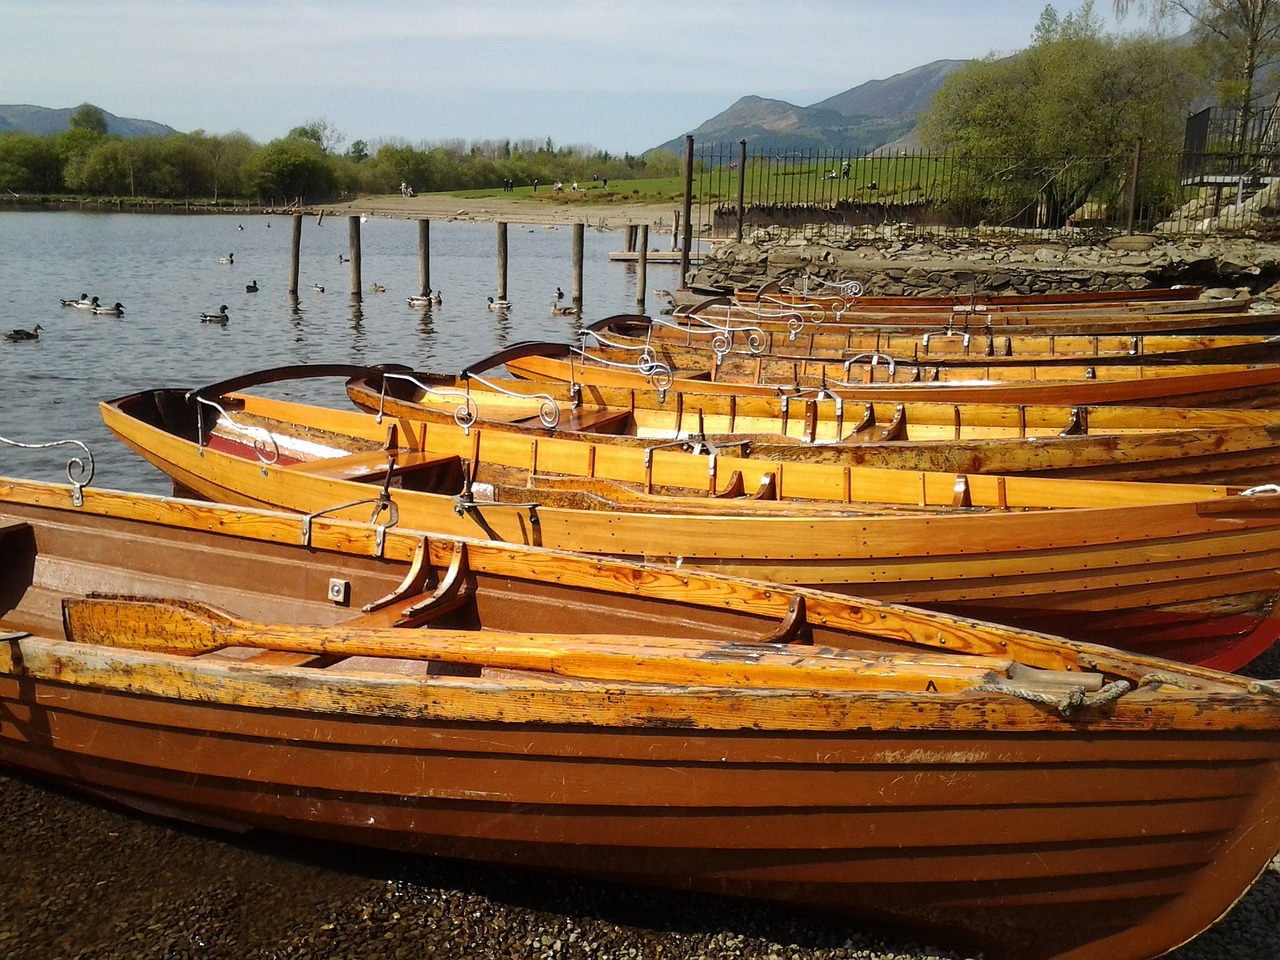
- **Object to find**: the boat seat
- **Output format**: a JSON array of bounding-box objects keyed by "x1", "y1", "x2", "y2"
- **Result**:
[
  {"x1": 285, "y1": 448, "x2": 460, "y2": 482},
  {"x1": 555, "y1": 408, "x2": 634, "y2": 434}
]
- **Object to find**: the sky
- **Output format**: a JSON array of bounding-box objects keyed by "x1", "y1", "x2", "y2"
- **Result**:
[{"x1": 5, "y1": 0, "x2": 1140, "y2": 156}]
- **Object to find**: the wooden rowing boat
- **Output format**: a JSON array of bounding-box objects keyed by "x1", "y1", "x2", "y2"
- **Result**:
[
  {"x1": 720, "y1": 281, "x2": 1254, "y2": 319},
  {"x1": 501, "y1": 339, "x2": 1280, "y2": 407},
  {"x1": 594, "y1": 312, "x2": 1280, "y2": 366},
  {"x1": 1, "y1": 476, "x2": 1279, "y2": 960},
  {"x1": 101, "y1": 385, "x2": 1280, "y2": 669},
  {"x1": 676, "y1": 294, "x2": 1277, "y2": 335},
  {"x1": 745, "y1": 279, "x2": 1212, "y2": 309},
  {"x1": 332, "y1": 360, "x2": 1280, "y2": 484}
]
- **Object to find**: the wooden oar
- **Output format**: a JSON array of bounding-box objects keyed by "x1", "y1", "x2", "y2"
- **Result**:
[{"x1": 62, "y1": 596, "x2": 1017, "y2": 693}]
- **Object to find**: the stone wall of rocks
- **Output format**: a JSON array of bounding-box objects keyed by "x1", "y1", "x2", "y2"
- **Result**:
[{"x1": 687, "y1": 229, "x2": 1280, "y2": 300}]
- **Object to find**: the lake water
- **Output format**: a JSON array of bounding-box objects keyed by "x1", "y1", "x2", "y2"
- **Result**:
[{"x1": 0, "y1": 211, "x2": 683, "y2": 494}]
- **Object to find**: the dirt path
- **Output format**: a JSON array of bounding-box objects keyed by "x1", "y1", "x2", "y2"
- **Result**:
[{"x1": 318, "y1": 192, "x2": 682, "y2": 231}]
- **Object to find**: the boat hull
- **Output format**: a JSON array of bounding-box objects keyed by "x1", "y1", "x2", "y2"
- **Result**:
[{"x1": 2, "y1": 665, "x2": 1278, "y2": 960}]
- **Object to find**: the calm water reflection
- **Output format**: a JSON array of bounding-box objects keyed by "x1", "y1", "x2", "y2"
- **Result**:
[{"x1": 0, "y1": 211, "x2": 680, "y2": 494}]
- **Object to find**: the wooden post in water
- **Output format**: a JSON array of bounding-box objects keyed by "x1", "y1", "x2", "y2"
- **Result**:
[
  {"x1": 636, "y1": 224, "x2": 649, "y2": 314},
  {"x1": 348, "y1": 216, "x2": 362, "y2": 300},
  {"x1": 671, "y1": 209, "x2": 680, "y2": 251},
  {"x1": 572, "y1": 223, "x2": 585, "y2": 309},
  {"x1": 625, "y1": 225, "x2": 637, "y2": 253},
  {"x1": 289, "y1": 214, "x2": 302, "y2": 295},
  {"x1": 680, "y1": 134, "x2": 694, "y2": 288},
  {"x1": 417, "y1": 220, "x2": 431, "y2": 297},
  {"x1": 497, "y1": 222, "x2": 509, "y2": 302}
]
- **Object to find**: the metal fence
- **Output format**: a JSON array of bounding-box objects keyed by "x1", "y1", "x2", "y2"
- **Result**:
[{"x1": 684, "y1": 135, "x2": 1280, "y2": 244}]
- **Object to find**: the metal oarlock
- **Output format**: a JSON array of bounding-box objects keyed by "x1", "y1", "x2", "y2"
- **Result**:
[
  {"x1": 191, "y1": 395, "x2": 280, "y2": 467},
  {"x1": 0, "y1": 434, "x2": 95, "y2": 505}
]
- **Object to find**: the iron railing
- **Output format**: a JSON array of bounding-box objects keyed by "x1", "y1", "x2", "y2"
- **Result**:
[{"x1": 684, "y1": 137, "x2": 1279, "y2": 243}]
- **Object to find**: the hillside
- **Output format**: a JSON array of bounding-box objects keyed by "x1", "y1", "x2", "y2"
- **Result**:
[
  {"x1": 651, "y1": 59, "x2": 967, "y2": 156},
  {"x1": 0, "y1": 104, "x2": 178, "y2": 137}
]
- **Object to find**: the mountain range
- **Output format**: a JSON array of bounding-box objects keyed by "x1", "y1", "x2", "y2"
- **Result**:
[
  {"x1": 0, "y1": 104, "x2": 177, "y2": 138},
  {"x1": 2, "y1": 60, "x2": 965, "y2": 156},
  {"x1": 651, "y1": 59, "x2": 968, "y2": 156}
]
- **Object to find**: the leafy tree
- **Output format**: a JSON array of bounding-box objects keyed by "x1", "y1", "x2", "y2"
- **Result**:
[
  {"x1": 68, "y1": 103, "x2": 108, "y2": 136},
  {"x1": 918, "y1": 2, "x2": 1199, "y2": 226},
  {"x1": 74, "y1": 139, "x2": 133, "y2": 195},
  {"x1": 0, "y1": 133, "x2": 63, "y2": 192},
  {"x1": 348, "y1": 139, "x2": 369, "y2": 163},
  {"x1": 242, "y1": 138, "x2": 337, "y2": 202},
  {"x1": 286, "y1": 117, "x2": 345, "y2": 154},
  {"x1": 1114, "y1": 0, "x2": 1280, "y2": 146}
]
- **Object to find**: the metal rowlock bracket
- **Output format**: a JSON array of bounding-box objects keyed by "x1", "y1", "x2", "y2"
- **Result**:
[{"x1": 0, "y1": 434, "x2": 95, "y2": 505}]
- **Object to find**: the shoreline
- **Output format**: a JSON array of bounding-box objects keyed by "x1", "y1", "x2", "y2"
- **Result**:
[
  {"x1": 312, "y1": 193, "x2": 680, "y2": 230},
  {"x1": 0, "y1": 192, "x2": 684, "y2": 231}
]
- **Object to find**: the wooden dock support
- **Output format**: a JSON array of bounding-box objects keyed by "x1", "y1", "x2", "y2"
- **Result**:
[
  {"x1": 418, "y1": 219, "x2": 431, "y2": 297},
  {"x1": 636, "y1": 224, "x2": 648, "y2": 314},
  {"x1": 572, "y1": 223, "x2": 585, "y2": 308},
  {"x1": 497, "y1": 222, "x2": 508, "y2": 301},
  {"x1": 348, "y1": 216, "x2": 362, "y2": 301},
  {"x1": 289, "y1": 214, "x2": 302, "y2": 295}
]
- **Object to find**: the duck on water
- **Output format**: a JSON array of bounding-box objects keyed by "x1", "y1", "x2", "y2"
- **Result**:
[{"x1": 5, "y1": 324, "x2": 42, "y2": 342}]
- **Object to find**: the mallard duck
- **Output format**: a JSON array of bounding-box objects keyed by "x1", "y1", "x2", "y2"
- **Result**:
[
  {"x1": 406, "y1": 294, "x2": 432, "y2": 307},
  {"x1": 73, "y1": 296, "x2": 100, "y2": 311},
  {"x1": 371, "y1": 283, "x2": 386, "y2": 293},
  {"x1": 555, "y1": 286, "x2": 565, "y2": 302},
  {"x1": 200, "y1": 305, "x2": 229, "y2": 324},
  {"x1": 60, "y1": 293, "x2": 89, "y2": 307},
  {"x1": 4, "y1": 324, "x2": 42, "y2": 342},
  {"x1": 245, "y1": 280, "x2": 259, "y2": 293},
  {"x1": 550, "y1": 302, "x2": 577, "y2": 316},
  {"x1": 92, "y1": 301, "x2": 125, "y2": 316},
  {"x1": 312, "y1": 284, "x2": 325, "y2": 293},
  {"x1": 338, "y1": 254, "x2": 350, "y2": 263},
  {"x1": 430, "y1": 289, "x2": 442, "y2": 305},
  {"x1": 216, "y1": 253, "x2": 234, "y2": 264},
  {"x1": 487, "y1": 296, "x2": 511, "y2": 311}
]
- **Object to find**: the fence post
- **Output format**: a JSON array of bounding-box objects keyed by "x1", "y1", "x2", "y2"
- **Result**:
[
  {"x1": 680, "y1": 134, "x2": 694, "y2": 289},
  {"x1": 736, "y1": 138, "x2": 746, "y2": 242},
  {"x1": 1126, "y1": 139, "x2": 1142, "y2": 236}
]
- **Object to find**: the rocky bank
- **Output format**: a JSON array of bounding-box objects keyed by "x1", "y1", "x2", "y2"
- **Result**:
[{"x1": 685, "y1": 228, "x2": 1280, "y2": 301}]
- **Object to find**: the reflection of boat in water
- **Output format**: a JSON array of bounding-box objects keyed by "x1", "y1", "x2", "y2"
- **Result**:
[{"x1": 3, "y1": 476, "x2": 1280, "y2": 960}]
